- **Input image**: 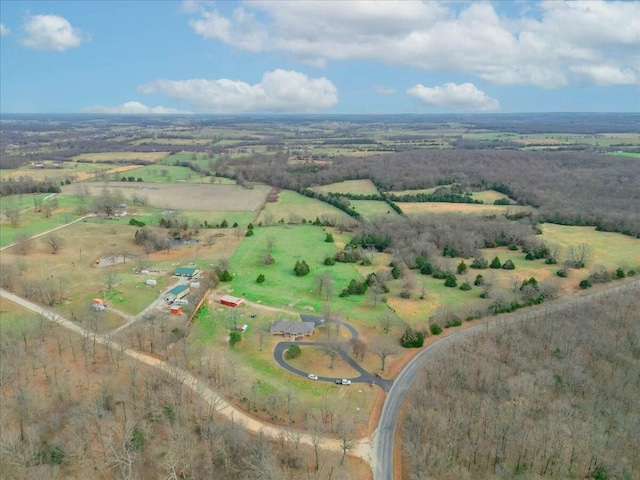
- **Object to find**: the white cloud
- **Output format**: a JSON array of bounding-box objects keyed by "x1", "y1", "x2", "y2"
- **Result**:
[
  {"x1": 138, "y1": 69, "x2": 338, "y2": 113},
  {"x1": 407, "y1": 83, "x2": 500, "y2": 112},
  {"x1": 81, "y1": 101, "x2": 189, "y2": 115},
  {"x1": 20, "y1": 14, "x2": 86, "y2": 51},
  {"x1": 375, "y1": 86, "x2": 396, "y2": 95},
  {"x1": 186, "y1": 1, "x2": 640, "y2": 87},
  {"x1": 0, "y1": 23, "x2": 10, "y2": 36}
]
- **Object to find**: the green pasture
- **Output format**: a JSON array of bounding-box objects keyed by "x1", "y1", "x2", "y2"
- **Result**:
[
  {"x1": 540, "y1": 224, "x2": 640, "y2": 269},
  {"x1": 0, "y1": 297, "x2": 43, "y2": 334},
  {"x1": 257, "y1": 190, "x2": 352, "y2": 225},
  {"x1": 113, "y1": 165, "x2": 205, "y2": 183},
  {"x1": 129, "y1": 138, "x2": 212, "y2": 146},
  {"x1": 607, "y1": 151, "x2": 640, "y2": 158},
  {"x1": 226, "y1": 225, "x2": 386, "y2": 321},
  {"x1": 350, "y1": 200, "x2": 399, "y2": 220},
  {"x1": 312, "y1": 179, "x2": 379, "y2": 196},
  {"x1": 176, "y1": 211, "x2": 257, "y2": 229},
  {"x1": 470, "y1": 189, "x2": 512, "y2": 203}
]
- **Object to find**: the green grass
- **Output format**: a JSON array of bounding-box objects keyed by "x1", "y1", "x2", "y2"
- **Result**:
[
  {"x1": 312, "y1": 179, "x2": 380, "y2": 196},
  {"x1": 350, "y1": 200, "x2": 399, "y2": 220},
  {"x1": 257, "y1": 190, "x2": 352, "y2": 225},
  {"x1": 607, "y1": 151, "x2": 640, "y2": 158},
  {"x1": 176, "y1": 211, "x2": 257, "y2": 229},
  {"x1": 226, "y1": 225, "x2": 385, "y2": 321},
  {"x1": 102, "y1": 165, "x2": 204, "y2": 183},
  {"x1": 0, "y1": 297, "x2": 43, "y2": 334}
]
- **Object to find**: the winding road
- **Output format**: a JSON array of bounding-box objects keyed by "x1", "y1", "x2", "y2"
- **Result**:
[
  {"x1": 273, "y1": 320, "x2": 394, "y2": 391},
  {"x1": 372, "y1": 279, "x2": 640, "y2": 480}
]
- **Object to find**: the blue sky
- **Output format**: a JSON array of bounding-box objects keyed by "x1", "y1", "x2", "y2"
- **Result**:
[{"x1": 1, "y1": 1, "x2": 638, "y2": 114}]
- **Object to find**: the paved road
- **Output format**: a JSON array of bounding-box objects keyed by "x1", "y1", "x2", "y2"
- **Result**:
[{"x1": 373, "y1": 279, "x2": 640, "y2": 480}]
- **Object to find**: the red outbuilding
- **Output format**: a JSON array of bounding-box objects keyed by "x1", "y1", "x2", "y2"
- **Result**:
[{"x1": 220, "y1": 295, "x2": 245, "y2": 307}]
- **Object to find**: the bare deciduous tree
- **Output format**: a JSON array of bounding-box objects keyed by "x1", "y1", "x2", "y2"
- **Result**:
[
  {"x1": 13, "y1": 233, "x2": 33, "y2": 255},
  {"x1": 43, "y1": 233, "x2": 66, "y2": 254},
  {"x1": 371, "y1": 337, "x2": 399, "y2": 372}
]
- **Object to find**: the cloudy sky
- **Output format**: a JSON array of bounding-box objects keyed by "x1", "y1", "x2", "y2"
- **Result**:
[{"x1": 1, "y1": 1, "x2": 638, "y2": 114}]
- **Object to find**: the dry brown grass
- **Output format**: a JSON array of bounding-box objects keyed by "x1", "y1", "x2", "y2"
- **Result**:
[{"x1": 71, "y1": 152, "x2": 170, "y2": 162}]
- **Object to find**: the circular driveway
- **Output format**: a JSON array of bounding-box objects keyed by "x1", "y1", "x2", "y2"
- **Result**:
[{"x1": 273, "y1": 320, "x2": 394, "y2": 391}]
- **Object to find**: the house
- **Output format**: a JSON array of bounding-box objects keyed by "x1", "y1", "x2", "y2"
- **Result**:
[
  {"x1": 164, "y1": 285, "x2": 189, "y2": 303},
  {"x1": 170, "y1": 305, "x2": 182, "y2": 315},
  {"x1": 174, "y1": 266, "x2": 201, "y2": 278},
  {"x1": 220, "y1": 295, "x2": 245, "y2": 307},
  {"x1": 270, "y1": 319, "x2": 315, "y2": 337},
  {"x1": 146, "y1": 279, "x2": 157, "y2": 286}
]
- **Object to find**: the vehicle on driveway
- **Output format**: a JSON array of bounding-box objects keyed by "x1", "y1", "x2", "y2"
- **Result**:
[
  {"x1": 308, "y1": 374, "x2": 318, "y2": 380},
  {"x1": 335, "y1": 379, "x2": 351, "y2": 385}
]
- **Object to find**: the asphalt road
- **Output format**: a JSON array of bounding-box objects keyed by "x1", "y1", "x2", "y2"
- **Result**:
[
  {"x1": 373, "y1": 279, "x2": 640, "y2": 480},
  {"x1": 273, "y1": 320, "x2": 394, "y2": 391}
]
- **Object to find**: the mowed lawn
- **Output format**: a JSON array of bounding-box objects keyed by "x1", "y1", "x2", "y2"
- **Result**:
[
  {"x1": 256, "y1": 190, "x2": 352, "y2": 225},
  {"x1": 226, "y1": 225, "x2": 370, "y2": 316},
  {"x1": 312, "y1": 179, "x2": 380, "y2": 195}
]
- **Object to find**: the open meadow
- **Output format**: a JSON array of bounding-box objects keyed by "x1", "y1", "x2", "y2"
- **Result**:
[
  {"x1": 256, "y1": 189, "x2": 353, "y2": 225},
  {"x1": 71, "y1": 151, "x2": 170, "y2": 162}
]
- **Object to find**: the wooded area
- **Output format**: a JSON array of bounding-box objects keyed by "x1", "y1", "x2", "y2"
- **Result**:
[{"x1": 401, "y1": 289, "x2": 640, "y2": 480}]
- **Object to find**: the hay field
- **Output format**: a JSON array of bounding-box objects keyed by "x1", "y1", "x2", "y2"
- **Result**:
[
  {"x1": 72, "y1": 152, "x2": 170, "y2": 162},
  {"x1": 350, "y1": 200, "x2": 399, "y2": 219},
  {"x1": 312, "y1": 179, "x2": 380, "y2": 195},
  {"x1": 65, "y1": 182, "x2": 271, "y2": 212},
  {"x1": 256, "y1": 190, "x2": 352, "y2": 225},
  {"x1": 400, "y1": 202, "x2": 531, "y2": 215}
]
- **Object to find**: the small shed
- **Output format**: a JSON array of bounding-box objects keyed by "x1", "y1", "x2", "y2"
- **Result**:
[
  {"x1": 170, "y1": 305, "x2": 182, "y2": 315},
  {"x1": 220, "y1": 295, "x2": 245, "y2": 307},
  {"x1": 164, "y1": 285, "x2": 189, "y2": 303},
  {"x1": 146, "y1": 279, "x2": 157, "y2": 286},
  {"x1": 190, "y1": 282, "x2": 200, "y2": 289}
]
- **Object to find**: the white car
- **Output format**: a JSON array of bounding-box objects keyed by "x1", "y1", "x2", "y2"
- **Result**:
[
  {"x1": 308, "y1": 374, "x2": 318, "y2": 380},
  {"x1": 336, "y1": 378, "x2": 351, "y2": 385}
]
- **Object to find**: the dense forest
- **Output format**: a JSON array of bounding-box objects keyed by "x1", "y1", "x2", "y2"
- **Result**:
[
  {"x1": 400, "y1": 288, "x2": 640, "y2": 480},
  {"x1": 237, "y1": 149, "x2": 640, "y2": 237}
]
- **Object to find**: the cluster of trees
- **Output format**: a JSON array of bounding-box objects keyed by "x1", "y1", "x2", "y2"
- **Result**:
[
  {"x1": 402, "y1": 288, "x2": 640, "y2": 480},
  {"x1": 0, "y1": 179, "x2": 61, "y2": 196}
]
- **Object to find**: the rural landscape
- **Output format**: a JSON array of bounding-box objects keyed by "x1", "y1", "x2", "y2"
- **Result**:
[{"x1": 0, "y1": 112, "x2": 638, "y2": 480}]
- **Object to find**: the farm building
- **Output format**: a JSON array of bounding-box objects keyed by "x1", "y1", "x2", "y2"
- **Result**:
[
  {"x1": 174, "y1": 266, "x2": 201, "y2": 278},
  {"x1": 164, "y1": 285, "x2": 189, "y2": 303},
  {"x1": 190, "y1": 282, "x2": 200, "y2": 289},
  {"x1": 220, "y1": 295, "x2": 245, "y2": 307},
  {"x1": 170, "y1": 305, "x2": 182, "y2": 315},
  {"x1": 270, "y1": 319, "x2": 315, "y2": 337}
]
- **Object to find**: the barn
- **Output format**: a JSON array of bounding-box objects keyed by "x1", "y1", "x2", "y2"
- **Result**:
[
  {"x1": 170, "y1": 305, "x2": 182, "y2": 315},
  {"x1": 220, "y1": 295, "x2": 245, "y2": 307},
  {"x1": 164, "y1": 285, "x2": 189, "y2": 303}
]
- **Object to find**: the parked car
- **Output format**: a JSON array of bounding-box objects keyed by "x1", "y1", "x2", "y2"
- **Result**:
[
  {"x1": 335, "y1": 379, "x2": 351, "y2": 385},
  {"x1": 307, "y1": 374, "x2": 318, "y2": 380}
]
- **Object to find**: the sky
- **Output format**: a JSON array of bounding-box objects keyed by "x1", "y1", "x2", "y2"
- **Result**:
[{"x1": 0, "y1": 0, "x2": 638, "y2": 114}]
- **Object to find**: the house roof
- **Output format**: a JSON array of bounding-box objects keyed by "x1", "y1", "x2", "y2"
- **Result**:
[
  {"x1": 270, "y1": 320, "x2": 315, "y2": 335},
  {"x1": 299, "y1": 314, "x2": 325, "y2": 327},
  {"x1": 175, "y1": 267, "x2": 197, "y2": 275},
  {"x1": 167, "y1": 285, "x2": 189, "y2": 296},
  {"x1": 220, "y1": 295, "x2": 244, "y2": 304}
]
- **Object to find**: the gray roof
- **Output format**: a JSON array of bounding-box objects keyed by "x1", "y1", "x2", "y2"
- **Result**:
[
  {"x1": 270, "y1": 320, "x2": 315, "y2": 335},
  {"x1": 299, "y1": 314, "x2": 325, "y2": 327}
]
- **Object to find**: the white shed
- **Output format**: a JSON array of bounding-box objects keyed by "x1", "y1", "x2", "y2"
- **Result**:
[
  {"x1": 146, "y1": 279, "x2": 157, "y2": 286},
  {"x1": 190, "y1": 282, "x2": 200, "y2": 289}
]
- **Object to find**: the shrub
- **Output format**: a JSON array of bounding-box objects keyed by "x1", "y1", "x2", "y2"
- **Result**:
[
  {"x1": 256, "y1": 274, "x2": 265, "y2": 284},
  {"x1": 429, "y1": 324, "x2": 443, "y2": 335},
  {"x1": 628, "y1": 269, "x2": 637, "y2": 276},
  {"x1": 445, "y1": 318, "x2": 462, "y2": 328},
  {"x1": 471, "y1": 257, "x2": 488, "y2": 269},
  {"x1": 399, "y1": 290, "x2": 411, "y2": 299},
  {"x1": 615, "y1": 267, "x2": 625, "y2": 279},
  {"x1": 229, "y1": 331, "x2": 241, "y2": 347},
  {"x1": 579, "y1": 279, "x2": 592, "y2": 289},
  {"x1": 219, "y1": 270, "x2": 233, "y2": 282},
  {"x1": 474, "y1": 274, "x2": 484, "y2": 286},
  {"x1": 490, "y1": 256, "x2": 502, "y2": 268},
  {"x1": 245, "y1": 229, "x2": 254, "y2": 237},
  {"x1": 544, "y1": 257, "x2": 557, "y2": 264},
  {"x1": 324, "y1": 232, "x2": 334, "y2": 242},
  {"x1": 432, "y1": 267, "x2": 449, "y2": 280},
  {"x1": 589, "y1": 268, "x2": 613, "y2": 284},
  {"x1": 444, "y1": 275, "x2": 458, "y2": 288},
  {"x1": 420, "y1": 262, "x2": 433, "y2": 275},
  {"x1": 502, "y1": 259, "x2": 515, "y2": 270},
  {"x1": 508, "y1": 244, "x2": 518, "y2": 251},
  {"x1": 556, "y1": 268, "x2": 568, "y2": 277},
  {"x1": 324, "y1": 256, "x2": 336, "y2": 266},
  {"x1": 401, "y1": 328, "x2": 425, "y2": 347},
  {"x1": 457, "y1": 261, "x2": 468, "y2": 275},
  {"x1": 459, "y1": 281, "x2": 472, "y2": 291},
  {"x1": 443, "y1": 244, "x2": 457, "y2": 258},
  {"x1": 285, "y1": 344, "x2": 301, "y2": 359},
  {"x1": 293, "y1": 260, "x2": 310, "y2": 276}
]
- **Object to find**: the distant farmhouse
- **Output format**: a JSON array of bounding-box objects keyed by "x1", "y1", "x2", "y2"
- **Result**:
[
  {"x1": 174, "y1": 266, "x2": 201, "y2": 279},
  {"x1": 164, "y1": 285, "x2": 189, "y2": 303}
]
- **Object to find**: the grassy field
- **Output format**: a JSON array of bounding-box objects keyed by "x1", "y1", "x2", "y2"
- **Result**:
[
  {"x1": 72, "y1": 152, "x2": 170, "y2": 162},
  {"x1": 400, "y1": 202, "x2": 532, "y2": 215},
  {"x1": 470, "y1": 189, "x2": 512, "y2": 203},
  {"x1": 312, "y1": 179, "x2": 380, "y2": 195},
  {"x1": 256, "y1": 190, "x2": 352, "y2": 225},
  {"x1": 0, "y1": 162, "x2": 110, "y2": 182},
  {"x1": 607, "y1": 151, "x2": 640, "y2": 158},
  {"x1": 350, "y1": 200, "x2": 399, "y2": 220}
]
